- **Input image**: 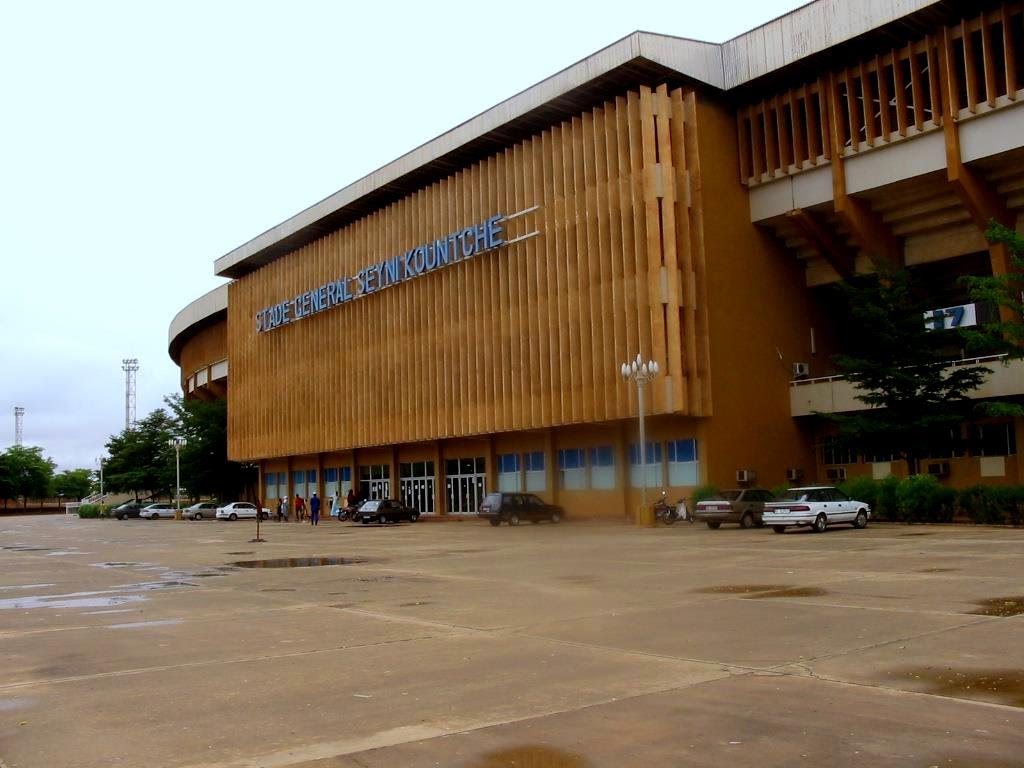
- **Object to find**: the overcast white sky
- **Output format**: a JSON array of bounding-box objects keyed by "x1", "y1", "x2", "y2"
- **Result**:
[{"x1": 1, "y1": 0, "x2": 807, "y2": 471}]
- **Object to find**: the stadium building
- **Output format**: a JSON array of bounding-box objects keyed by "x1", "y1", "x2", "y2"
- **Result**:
[{"x1": 169, "y1": 0, "x2": 1024, "y2": 519}]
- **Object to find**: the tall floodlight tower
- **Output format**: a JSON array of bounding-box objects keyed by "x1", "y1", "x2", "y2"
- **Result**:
[
  {"x1": 14, "y1": 407, "x2": 24, "y2": 445},
  {"x1": 122, "y1": 358, "x2": 139, "y2": 429}
]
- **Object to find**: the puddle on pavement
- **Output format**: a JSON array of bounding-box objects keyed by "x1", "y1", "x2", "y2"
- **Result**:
[
  {"x1": 918, "y1": 567, "x2": 959, "y2": 573},
  {"x1": 746, "y1": 586, "x2": 829, "y2": 599},
  {"x1": 92, "y1": 562, "x2": 144, "y2": 568},
  {"x1": 1, "y1": 546, "x2": 51, "y2": 552},
  {"x1": 330, "y1": 603, "x2": 354, "y2": 609},
  {"x1": 469, "y1": 746, "x2": 590, "y2": 767},
  {"x1": 969, "y1": 596, "x2": 1024, "y2": 617},
  {"x1": 0, "y1": 698, "x2": 35, "y2": 712},
  {"x1": 899, "y1": 532, "x2": 934, "y2": 537},
  {"x1": 0, "y1": 594, "x2": 148, "y2": 610},
  {"x1": 399, "y1": 601, "x2": 430, "y2": 607},
  {"x1": 233, "y1": 556, "x2": 365, "y2": 568},
  {"x1": 226, "y1": 551, "x2": 254, "y2": 555},
  {"x1": 0, "y1": 581, "x2": 194, "y2": 611},
  {"x1": 0, "y1": 584, "x2": 56, "y2": 591},
  {"x1": 259, "y1": 588, "x2": 296, "y2": 592},
  {"x1": 695, "y1": 584, "x2": 791, "y2": 595},
  {"x1": 892, "y1": 667, "x2": 1024, "y2": 707},
  {"x1": 107, "y1": 619, "x2": 183, "y2": 630}
]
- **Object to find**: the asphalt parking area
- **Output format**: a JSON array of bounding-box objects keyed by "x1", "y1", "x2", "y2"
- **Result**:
[{"x1": 1, "y1": 515, "x2": 1022, "y2": 767}]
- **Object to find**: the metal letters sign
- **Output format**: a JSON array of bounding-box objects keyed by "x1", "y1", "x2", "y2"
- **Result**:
[{"x1": 255, "y1": 208, "x2": 538, "y2": 333}]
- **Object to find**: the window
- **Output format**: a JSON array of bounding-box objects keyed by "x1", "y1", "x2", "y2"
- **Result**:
[
  {"x1": 306, "y1": 470, "x2": 316, "y2": 484},
  {"x1": 558, "y1": 448, "x2": 587, "y2": 490},
  {"x1": 589, "y1": 445, "x2": 616, "y2": 489},
  {"x1": 324, "y1": 468, "x2": 338, "y2": 500},
  {"x1": 822, "y1": 437, "x2": 857, "y2": 465},
  {"x1": 667, "y1": 439, "x2": 699, "y2": 486},
  {"x1": 974, "y1": 423, "x2": 1017, "y2": 456},
  {"x1": 525, "y1": 451, "x2": 546, "y2": 492},
  {"x1": 629, "y1": 442, "x2": 662, "y2": 488},
  {"x1": 264, "y1": 472, "x2": 277, "y2": 498},
  {"x1": 293, "y1": 470, "x2": 306, "y2": 497},
  {"x1": 497, "y1": 453, "x2": 521, "y2": 492},
  {"x1": 340, "y1": 466, "x2": 352, "y2": 498}
]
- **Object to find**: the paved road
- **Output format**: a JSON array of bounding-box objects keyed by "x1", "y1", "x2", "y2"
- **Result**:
[{"x1": 1, "y1": 516, "x2": 1021, "y2": 767}]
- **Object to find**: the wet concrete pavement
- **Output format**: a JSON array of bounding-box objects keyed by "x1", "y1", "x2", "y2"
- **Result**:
[{"x1": 0, "y1": 516, "x2": 1022, "y2": 767}]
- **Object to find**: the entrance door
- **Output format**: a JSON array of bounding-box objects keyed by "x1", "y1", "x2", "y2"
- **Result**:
[
  {"x1": 359, "y1": 464, "x2": 391, "y2": 500},
  {"x1": 400, "y1": 461, "x2": 436, "y2": 514},
  {"x1": 445, "y1": 457, "x2": 486, "y2": 515}
]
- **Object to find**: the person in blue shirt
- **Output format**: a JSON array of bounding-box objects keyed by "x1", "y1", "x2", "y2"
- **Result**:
[{"x1": 309, "y1": 492, "x2": 321, "y2": 526}]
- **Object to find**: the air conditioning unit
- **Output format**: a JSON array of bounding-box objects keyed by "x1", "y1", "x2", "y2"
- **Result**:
[
  {"x1": 736, "y1": 469, "x2": 756, "y2": 484},
  {"x1": 792, "y1": 362, "x2": 810, "y2": 379},
  {"x1": 786, "y1": 468, "x2": 803, "y2": 482},
  {"x1": 826, "y1": 467, "x2": 847, "y2": 481},
  {"x1": 927, "y1": 462, "x2": 950, "y2": 477}
]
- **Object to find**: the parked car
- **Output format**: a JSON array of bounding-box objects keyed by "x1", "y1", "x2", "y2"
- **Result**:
[
  {"x1": 139, "y1": 502, "x2": 177, "y2": 519},
  {"x1": 762, "y1": 486, "x2": 871, "y2": 533},
  {"x1": 478, "y1": 492, "x2": 564, "y2": 526},
  {"x1": 216, "y1": 502, "x2": 270, "y2": 521},
  {"x1": 693, "y1": 488, "x2": 775, "y2": 529},
  {"x1": 112, "y1": 501, "x2": 144, "y2": 520},
  {"x1": 357, "y1": 499, "x2": 420, "y2": 524},
  {"x1": 184, "y1": 501, "x2": 219, "y2": 521}
]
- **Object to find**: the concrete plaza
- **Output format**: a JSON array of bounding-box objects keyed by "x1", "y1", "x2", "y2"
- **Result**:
[{"x1": 1, "y1": 515, "x2": 1021, "y2": 767}]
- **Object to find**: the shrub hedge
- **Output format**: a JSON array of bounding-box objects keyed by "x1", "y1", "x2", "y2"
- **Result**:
[
  {"x1": 837, "y1": 477, "x2": 1022, "y2": 525},
  {"x1": 76, "y1": 504, "x2": 109, "y2": 519}
]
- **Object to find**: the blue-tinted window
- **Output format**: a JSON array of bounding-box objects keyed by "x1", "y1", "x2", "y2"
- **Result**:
[
  {"x1": 293, "y1": 470, "x2": 305, "y2": 485},
  {"x1": 498, "y1": 454, "x2": 521, "y2": 473},
  {"x1": 628, "y1": 442, "x2": 661, "y2": 465},
  {"x1": 558, "y1": 449, "x2": 584, "y2": 469},
  {"x1": 667, "y1": 439, "x2": 697, "y2": 463},
  {"x1": 341, "y1": 466, "x2": 352, "y2": 482},
  {"x1": 325, "y1": 468, "x2": 338, "y2": 483},
  {"x1": 306, "y1": 469, "x2": 317, "y2": 484},
  {"x1": 589, "y1": 446, "x2": 614, "y2": 466},
  {"x1": 526, "y1": 451, "x2": 545, "y2": 471}
]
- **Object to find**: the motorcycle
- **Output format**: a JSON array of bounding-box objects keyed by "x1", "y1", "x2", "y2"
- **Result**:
[
  {"x1": 337, "y1": 503, "x2": 360, "y2": 522},
  {"x1": 653, "y1": 494, "x2": 692, "y2": 525}
]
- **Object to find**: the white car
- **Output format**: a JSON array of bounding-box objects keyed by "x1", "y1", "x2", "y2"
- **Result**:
[
  {"x1": 184, "y1": 501, "x2": 219, "y2": 521},
  {"x1": 216, "y1": 502, "x2": 270, "y2": 521},
  {"x1": 762, "y1": 486, "x2": 870, "y2": 533},
  {"x1": 139, "y1": 503, "x2": 177, "y2": 519}
]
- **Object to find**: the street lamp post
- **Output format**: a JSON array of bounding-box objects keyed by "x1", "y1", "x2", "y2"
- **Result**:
[
  {"x1": 620, "y1": 354, "x2": 660, "y2": 525},
  {"x1": 168, "y1": 437, "x2": 186, "y2": 520},
  {"x1": 96, "y1": 456, "x2": 104, "y2": 500}
]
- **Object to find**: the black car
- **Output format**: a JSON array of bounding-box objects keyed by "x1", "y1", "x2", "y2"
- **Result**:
[
  {"x1": 112, "y1": 501, "x2": 144, "y2": 520},
  {"x1": 479, "y1": 492, "x2": 564, "y2": 526},
  {"x1": 357, "y1": 499, "x2": 420, "y2": 524}
]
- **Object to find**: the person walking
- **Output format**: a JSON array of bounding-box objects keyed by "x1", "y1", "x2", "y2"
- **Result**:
[
  {"x1": 294, "y1": 494, "x2": 303, "y2": 522},
  {"x1": 281, "y1": 495, "x2": 289, "y2": 522},
  {"x1": 329, "y1": 492, "x2": 339, "y2": 519},
  {"x1": 310, "y1": 492, "x2": 321, "y2": 526}
]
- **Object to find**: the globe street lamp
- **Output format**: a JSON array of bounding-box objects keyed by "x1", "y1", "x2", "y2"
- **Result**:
[
  {"x1": 168, "y1": 437, "x2": 186, "y2": 520},
  {"x1": 620, "y1": 355, "x2": 660, "y2": 524}
]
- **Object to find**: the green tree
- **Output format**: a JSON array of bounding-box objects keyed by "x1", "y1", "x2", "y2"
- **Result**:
[
  {"x1": 959, "y1": 222, "x2": 1024, "y2": 418},
  {"x1": 52, "y1": 468, "x2": 94, "y2": 501},
  {"x1": 165, "y1": 394, "x2": 255, "y2": 502},
  {"x1": 826, "y1": 268, "x2": 990, "y2": 474},
  {"x1": 103, "y1": 408, "x2": 178, "y2": 499},
  {"x1": 0, "y1": 445, "x2": 56, "y2": 509}
]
